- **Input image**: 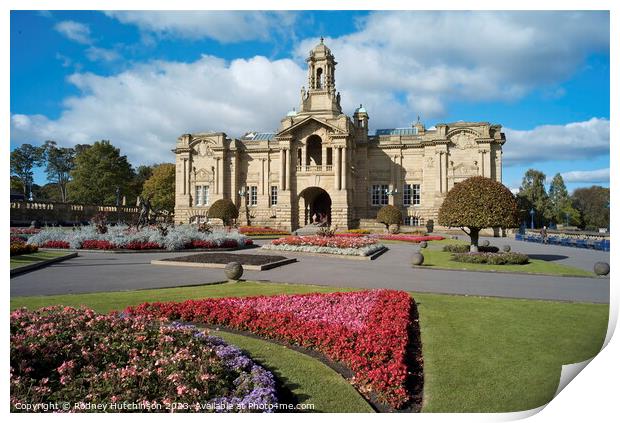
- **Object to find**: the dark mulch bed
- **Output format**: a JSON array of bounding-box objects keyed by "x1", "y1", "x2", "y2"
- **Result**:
[{"x1": 161, "y1": 253, "x2": 289, "y2": 266}]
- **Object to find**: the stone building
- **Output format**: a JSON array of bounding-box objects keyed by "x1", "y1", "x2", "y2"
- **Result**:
[{"x1": 174, "y1": 39, "x2": 506, "y2": 230}]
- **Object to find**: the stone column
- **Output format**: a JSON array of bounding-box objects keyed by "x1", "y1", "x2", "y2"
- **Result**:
[
  {"x1": 302, "y1": 145, "x2": 307, "y2": 169},
  {"x1": 279, "y1": 149, "x2": 285, "y2": 190},
  {"x1": 341, "y1": 146, "x2": 347, "y2": 190},
  {"x1": 498, "y1": 149, "x2": 503, "y2": 182},
  {"x1": 485, "y1": 148, "x2": 492, "y2": 179},
  {"x1": 182, "y1": 158, "x2": 187, "y2": 195},
  {"x1": 260, "y1": 158, "x2": 265, "y2": 195},
  {"x1": 214, "y1": 158, "x2": 220, "y2": 195},
  {"x1": 231, "y1": 152, "x2": 238, "y2": 206},
  {"x1": 334, "y1": 147, "x2": 341, "y2": 190},
  {"x1": 218, "y1": 157, "x2": 224, "y2": 195},
  {"x1": 285, "y1": 148, "x2": 291, "y2": 191},
  {"x1": 479, "y1": 150, "x2": 485, "y2": 177},
  {"x1": 437, "y1": 152, "x2": 443, "y2": 193},
  {"x1": 322, "y1": 146, "x2": 327, "y2": 169}
]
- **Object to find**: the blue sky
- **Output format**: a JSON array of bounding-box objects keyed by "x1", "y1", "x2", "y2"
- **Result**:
[{"x1": 10, "y1": 10, "x2": 610, "y2": 193}]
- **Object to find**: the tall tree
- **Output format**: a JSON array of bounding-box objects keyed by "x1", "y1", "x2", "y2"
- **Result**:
[
  {"x1": 438, "y1": 176, "x2": 520, "y2": 251},
  {"x1": 572, "y1": 186, "x2": 610, "y2": 230},
  {"x1": 517, "y1": 169, "x2": 551, "y2": 228},
  {"x1": 548, "y1": 173, "x2": 580, "y2": 226},
  {"x1": 10, "y1": 144, "x2": 44, "y2": 198},
  {"x1": 141, "y1": 163, "x2": 176, "y2": 214},
  {"x1": 69, "y1": 140, "x2": 134, "y2": 205},
  {"x1": 130, "y1": 165, "x2": 154, "y2": 205},
  {"x1": 41, "y1": 140, "x2": 76, "y2": 202}
]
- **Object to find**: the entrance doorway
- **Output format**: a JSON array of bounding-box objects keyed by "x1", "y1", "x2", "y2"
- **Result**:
[{"x1": 299, "y1": 187, "x2": 332, "y2": 226}]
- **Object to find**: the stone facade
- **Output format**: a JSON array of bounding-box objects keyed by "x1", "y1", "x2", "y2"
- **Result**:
[{"x1": 174, "y1": 39, "x2": 506, "y2": 231}]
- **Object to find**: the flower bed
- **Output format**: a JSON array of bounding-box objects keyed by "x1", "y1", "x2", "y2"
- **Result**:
[
  {"x1": 10, "y1": 237, "x2": 38, "y2": 256},
  {"x1": 262, "y1": 235, "x2": 384, "y2": 257},
  {"x1": 127, "y1": 290, "x2": 420, "y2": 409},
  {"x1": 10, "y1": 227, "x2": 41, "y2": 235},
  {"x1": 238, "y1": 226, "x2": 290, "y2": 236},
  {"x1": 376, "y1": 234, "x2": 444, "y2": 243},
  {"x1": 10, "y1": 306, "x2": 277, "y2": 413},
  {"x1": 27, "y1": 224, "x2": 252, "y2": 251},
  {"x1": 451, "y1": 252, "x2": 530, "y2": 265}
]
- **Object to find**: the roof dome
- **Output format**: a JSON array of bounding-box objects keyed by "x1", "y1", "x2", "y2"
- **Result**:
[
  {"x1": 311, "y1": 37, "x2": 331, "y2": 55},
  {"x1": 355, "y1": 104, "x2": 367, "y2": 114},
  {"x1": 286, "y1": 108, "x2": 297, "y2": 117}
]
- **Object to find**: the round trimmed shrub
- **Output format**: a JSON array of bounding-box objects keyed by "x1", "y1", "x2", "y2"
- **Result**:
[
  {"x1": 377, "y1": 205, "x2": 403, "y2": 231},
  {"x1": 411, "y1": 252, "x2": 424, "y2": 266},
  {"x1": 481, "y1": 240, "x2": 490, "y2": 247},
  {"x1": 502, "y1": 245, "x2": 511, "y2": 252},
  {"x1": 208, "y1": 198, "x2": 239, "y2": 226},
  {"x1": 419, "y1": 241, "x2": 428, "y2": 248},
  {"x1": 594, "y1": 262, "x2": 610, "y2": 276},
  {"x1": 224, "y1": 262, "x2": 243, "y2": 280},
  {"x1": 451, "y1": 252, "x2": 529, "y2": 265}
]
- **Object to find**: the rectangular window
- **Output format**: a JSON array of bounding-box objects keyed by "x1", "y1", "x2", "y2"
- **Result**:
[
  {"x1": 250, "y1": 186, "x2": 258, "y2": 206},
  {"x1": 404, "y1": 184, "x2": 421, "y2": 206},
  {"x1": 404, "y1": 216, "x2": 422, "y2": 226},
  {"x1": 270, "y1": 186, "x2": 278, "y2": 206},
  {"x1": 202, "y1": 186, "x2": 209, "y2": 206},
  {"x1": 371, "y1": 184, "x2": 389, "y2": 206},
  {"x1": 195, "y1": 186, "x2": 202, "y2": 206}
]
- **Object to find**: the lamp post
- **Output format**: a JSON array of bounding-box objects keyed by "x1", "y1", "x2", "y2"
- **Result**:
[{"x1": 529, "y1": 208, "x2": 535, "y2": 230}]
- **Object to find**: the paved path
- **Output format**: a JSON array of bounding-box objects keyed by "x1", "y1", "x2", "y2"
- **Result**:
[{"x1": 10, "y1": 235, "x2": 609, "y2": 303}]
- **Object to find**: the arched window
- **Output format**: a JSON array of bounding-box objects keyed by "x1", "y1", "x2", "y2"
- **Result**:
[
  {"x1": 316, "y1": 68, "x2": 323, "y2": 89},
  {"x1": 306, "y1": 135, "x2": 322, "y2": 166}
]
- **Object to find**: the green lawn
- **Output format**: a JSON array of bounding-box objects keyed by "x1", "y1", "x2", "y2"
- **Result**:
[
  {"x1": 10, "y1": 251, "x2": 74, "y2": 269},
  {"x1": 10, "y1": 281, "x2": 608, "y2": 412},
  {"x1": 420, "y1": 242, "x2": 594, "y2": 277},
  {"x1": 215, "y1": 330, "x2": 373, "y2": 412}
]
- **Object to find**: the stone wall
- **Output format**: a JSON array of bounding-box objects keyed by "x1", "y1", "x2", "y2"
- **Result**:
[{"x1": 10, "y1": 201, "x2": 141, "y2": 226}]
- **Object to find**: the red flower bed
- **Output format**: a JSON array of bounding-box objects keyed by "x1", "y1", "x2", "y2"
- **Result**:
[
  {"x1": 126, "y1": 290, "x2": 419, "y2": 409},
  {"x1": 377, "y1": 234, "x2": 444, "y2": 243},
  {"x1": 10, "y1": 227, "x2": 41, "y2": 234},
  {"x1": 238, "y1": 226, "x2": 289, "y2": 236},
  {"x1": 335, "y1": 232, "x2": 366, "y2": 238},
  {"x1": 272, "y1": 235, "x2": 376, "y2": 249},
  {"x1": 186, "y1": 239, "x2": 253, "y2": 249},
  {"x1": 41, "y1": 240, "x2": 70, "y2": 249},
  {"x1": 81, "y1": 240, "x2": 115, "y2": 250},
  {"x1": 124, "y1": 241, "x2": 161, "y2": 250}
]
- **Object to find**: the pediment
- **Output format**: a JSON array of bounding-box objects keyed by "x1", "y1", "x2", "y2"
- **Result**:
[{"x1": 277, "y1": 116, "x2": 347, "y2": 137}]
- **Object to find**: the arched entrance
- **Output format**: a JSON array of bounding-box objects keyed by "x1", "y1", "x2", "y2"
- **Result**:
[{"x1": 299, "y1": 187, "x2": 332, "y2": 226}]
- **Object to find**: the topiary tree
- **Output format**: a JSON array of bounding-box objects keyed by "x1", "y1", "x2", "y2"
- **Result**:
[
  {"x1": 207, "y1": 198, "x2": 239, "y2": 226},
  {"x1": 438, "y1": 176, "x2": 519, "y2": 252},
  {"x1": 377, "y1": 205, "x2": 403, "y2": 232}
]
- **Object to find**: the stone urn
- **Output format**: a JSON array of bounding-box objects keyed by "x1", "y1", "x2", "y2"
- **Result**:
[
  {"x1": 502, "y1": 245, "x2": 511, "y2": 252},
  {"x1": 224, "y1": 262, "x2": 244, "y2": 281},
  {"x1": 411, "y1": 252, "x2": 424, "y2": 266},
  {"x1": 593, "y1": 262, "x2": 610, "y2": 276},
  {"x1": 419, "y1": 241, "x2": 428, "y2": 249},
  {"x1": 481, "y1": 240, "x2": 490, "y2": 247}
]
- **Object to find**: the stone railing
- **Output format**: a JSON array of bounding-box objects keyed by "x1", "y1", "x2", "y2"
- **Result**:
[
  {"x1": 295, "y1": 165, "x2": 334, "y2": 173},
  {"x1": 10, "y1": 200, "x2": 141, "y2": 226}
]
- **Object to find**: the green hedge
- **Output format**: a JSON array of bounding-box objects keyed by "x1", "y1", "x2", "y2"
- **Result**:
[
  {"x1": 442, "y1": 244, "x2": 499, "y2": 253},
  {"x1": 451, "y1": 252, "x2": 530, "y2": 265}
]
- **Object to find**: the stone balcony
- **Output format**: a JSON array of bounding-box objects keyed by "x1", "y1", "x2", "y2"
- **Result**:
[{"x1": 295, "y1": 164, "x2": 334, "y2": 173}]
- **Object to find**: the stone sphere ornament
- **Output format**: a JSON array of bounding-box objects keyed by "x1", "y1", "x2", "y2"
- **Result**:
[
  {"x1": 482, "y1": 240, "x2": 490, "y2": 247},
  {"x1": 593, "y1": 262, "x2": 610, "y2": 276},
  {"x1": 411, "y1": 252, "x2": 425, "y2": 266},
  {"x1": 224, "y1": 262, "x2": 244, "y2": 281},
  {"x1": 419, "y1": 241, "x2": 428, "y2": 248},
  {"x1": 502, "y1": 245, "x2": 511, "y2": 252}
]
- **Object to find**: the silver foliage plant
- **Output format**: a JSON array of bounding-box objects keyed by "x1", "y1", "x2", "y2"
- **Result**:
[{"x1": 27, "y1": 224, "x2": 249, "y2": 251}]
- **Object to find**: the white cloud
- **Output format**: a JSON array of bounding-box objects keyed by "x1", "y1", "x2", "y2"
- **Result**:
[
  {"x1": 85, "y1": 46, "x2": 120, "y2": 62},
  {"x1": 54, "y1": 20, "x2": 92, "y2": 44},
  {"x1": 502, "y1": 118, "x2": 609, "y2": 165},
  {"x1": 561, "y1": 168, "x2": 610, "y2": 183},
  {"x1": 11, "y1": 55, "x2": 305, "y2": 165},
  {"x1": 294, "y1": 11, "x2": 608, "y2": 122},
  {"x1": 105, "y1": 11, "x2": 296, "y2": 43}
]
